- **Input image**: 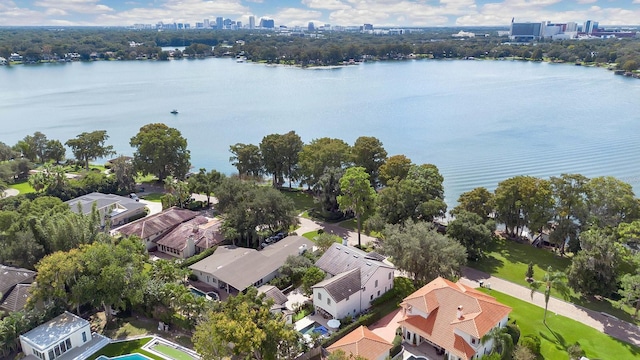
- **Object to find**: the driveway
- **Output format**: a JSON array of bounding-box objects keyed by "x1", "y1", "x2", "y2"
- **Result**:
[
  {"x1": 295, "y1": 216, "x2": 378, "y2": 247},
  {"x1": 1, "y1": 189, "x2": 19, "y2": 198},
  {"x1": 140, "y1": 199, "x2": 162, "y2": 215}
]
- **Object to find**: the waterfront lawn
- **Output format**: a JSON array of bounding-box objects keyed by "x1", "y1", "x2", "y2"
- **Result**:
[
  {"x1": 9, "y1": 180, "x2": 35, "y2": 194},
  {"x1": 87, "y1": 337, "x2": 162, "y2": 360},
  {"x1": 478, "y1": 289, "x2": 640, "y2": 360},
  {"x1": 279, "y1": 188, "x2": 316, "y2": 214},
  {"x1": 472, "y1": 236, "x2": 638, "y2": 324}
]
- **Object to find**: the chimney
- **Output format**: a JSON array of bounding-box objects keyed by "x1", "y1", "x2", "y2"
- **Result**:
[{"x1": 457, "y1": 305, "x2": 463, "y2": 320}]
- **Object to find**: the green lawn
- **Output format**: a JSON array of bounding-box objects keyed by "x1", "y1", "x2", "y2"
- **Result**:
[
  {"x1": 87, "y1": 337, "x2": 163, "y2": 360},
  {"x1": 136, "y1": 173, "x2": 159, "y2": 183},
  {"x1": 338, "y1": 219, "x2": 382, "y2": 238},
  {"x1": 9, "y1": 180, "x2": 35, "y2": 194},
  {"x1": 152, "y1": 344, "x2": 194, "y2": 360},
  {"x1": 279, "y1": 188, "x2": 316, "y2": 214},
  {"x1": 142, "y1": 193, "x2": 164, "y2": 202},
  {"x1": 479, "y1": 289, "x2": 640, "y2": 360},
  {"x1": 473, "y1": 237, "x2": 639, "y2": 324},
  {"x1": 302, "y1": 230, "x2": 320, "y2": 241}
]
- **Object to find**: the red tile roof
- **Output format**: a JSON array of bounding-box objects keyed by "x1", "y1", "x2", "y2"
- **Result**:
[
  {"x1": 399, "y1": 277, "x2": 511, "y2": 360},
  {"x1": 327, "y1": 325, "x2": 392, "y2": 360}
]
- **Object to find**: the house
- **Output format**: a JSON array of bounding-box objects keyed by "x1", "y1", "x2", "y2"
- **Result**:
[
  {"x1": 112, "y1": 207, "x2": 197, "y2": 250},
  {"x1": 257, "y1": 284, "x2": 293, "y2": 324},
  {"x1": 189, "y1": 236, "x2": 314, "y2": 294},
  {"x1": 0, "y1": 265, "x2": 36, "y2": 314},
  {"x1": 19, "y1": 311, "x2": 109, "y2": 360},
  {"x1": 326, "y1": 325, "x2": 393, "y2": 360},
  {"x1": 155, "y1": 217, "x2": 224, "y2": 259},
  {"x1": 312, "y1": 243, "x2": 395, "y2": 320},
  {"x1": 398, "y1": 277, "x2": 512, "y2": 360},
  {"x1": 66, "y1": 192, "x2": 146, "y2": 228}
]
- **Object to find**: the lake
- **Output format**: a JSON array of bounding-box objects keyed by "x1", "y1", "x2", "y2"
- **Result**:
[{"x1": 2, "y1": 59, "x2": 640, "y2": 207}]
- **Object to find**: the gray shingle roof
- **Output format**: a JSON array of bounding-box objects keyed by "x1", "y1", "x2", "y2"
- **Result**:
[
  {"x1": 315, "y1": 243, "x2": 394, "y2": 287},
  {"x1": 0, "y1": 265, "x2": 36, "y2": 296},
  {"x1": 1, "y1": 283, "x2": 32, "y2": 312},
  {"x1": 258, "y1": 285, "x2": 288, "y2": 305},
  {"x1": 66, "y1": 192, "x2": 144, "y2": 215},
  {"x1": 313, "y1": 268, "x2": 361, "y2": 302},
  {"x1": 189, "y1": 236, "x2": 314, "y2": 292}
]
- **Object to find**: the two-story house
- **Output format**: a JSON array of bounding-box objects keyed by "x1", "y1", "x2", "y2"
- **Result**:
[
  {"x1": 398, "y1": 277, "x2": 512, "y2": 360},
  {"x1": 312, "y1": 243, "x2": 395, "y2": 320}
]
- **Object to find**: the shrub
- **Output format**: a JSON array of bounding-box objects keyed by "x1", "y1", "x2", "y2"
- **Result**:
[
  {"x1": 506, "y1": 322, "x2": 521, "y2": 345},
  {"x1": 188, "y1": 273, "x2": 198, "y2": 281},
  {"x1": 181, "y1": 246, "x2": 216, "y2": 268},
  {"x1": 520, "y1": 335, "x2": 541, "y2": 355}
]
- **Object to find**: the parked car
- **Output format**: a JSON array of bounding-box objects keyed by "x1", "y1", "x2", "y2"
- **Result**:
[{"x1": 129, "y1": 193, "x2": 140, "y2": 202}]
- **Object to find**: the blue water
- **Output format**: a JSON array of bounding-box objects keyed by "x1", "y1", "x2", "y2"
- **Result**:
[
  {"x1": 97, "y1": 353, "x2": 151, "y2": 360},
  {"x1": 2, "y1": 59, "x2": 640, "y2": 206}
]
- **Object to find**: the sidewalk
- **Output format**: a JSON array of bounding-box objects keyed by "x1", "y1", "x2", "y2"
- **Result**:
[{"x1": 461, "y1": 267, "x2": 640, "y2": 347}]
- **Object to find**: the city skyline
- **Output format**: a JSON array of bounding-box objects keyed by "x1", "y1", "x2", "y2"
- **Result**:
[{"x1": 0, "y1": 0, "x2": 639, "y2": 28}]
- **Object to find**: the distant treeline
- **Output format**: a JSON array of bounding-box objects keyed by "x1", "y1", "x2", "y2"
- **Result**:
[{"x1": 0, "y1": 27, "x2": 639, "y2": 70}]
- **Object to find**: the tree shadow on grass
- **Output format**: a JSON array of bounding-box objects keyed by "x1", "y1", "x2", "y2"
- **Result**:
[
  {"x1": 471, "y1": 254, "x2": 504, "y2": 275},
  {"x1": 539, "y1": 323, "x2": 568, "y2": 352}
]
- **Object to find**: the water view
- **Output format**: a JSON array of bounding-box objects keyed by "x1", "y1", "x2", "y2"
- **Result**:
[{"x1": 2, "y1": 59, "x2": 640, "y2": 205}]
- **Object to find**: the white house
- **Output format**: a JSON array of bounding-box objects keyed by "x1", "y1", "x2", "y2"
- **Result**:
[
  {"x1": 312, "y1": 243, "x2": 395, "y2": 320},
  {"x1": 19, "y1": 311, "x2": 108, "y2": 360},
  {"x1": 398, "y1": 277, "x2": 512, "y2": 360}
]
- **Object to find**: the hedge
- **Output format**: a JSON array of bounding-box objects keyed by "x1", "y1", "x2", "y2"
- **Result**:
[{"x1": 181, "y1": 246, "x2": 217, "y2": 268}]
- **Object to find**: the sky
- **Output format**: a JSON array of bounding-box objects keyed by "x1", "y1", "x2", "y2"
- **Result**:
[{"x1": 0, "y1": 0, "x2": 639, "y2": 28}]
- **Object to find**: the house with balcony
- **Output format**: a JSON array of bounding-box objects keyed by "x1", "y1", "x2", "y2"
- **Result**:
[
  {"x1": 312, "y1": 243, "x2": 395, "y2": 320},
  {"x1": 398, "y1": 277, "x2": 512, "y2": 360}
]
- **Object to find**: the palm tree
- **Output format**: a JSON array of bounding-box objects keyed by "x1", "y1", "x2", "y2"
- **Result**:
[
  {"x1": 530, "y1": 266, "x2": 569, "y2": 324},
  {"x1": 481, "y1": 326, "x2": 514, "y2": 359}
]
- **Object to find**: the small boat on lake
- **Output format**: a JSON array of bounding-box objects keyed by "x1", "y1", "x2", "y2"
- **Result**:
[{"x1": 170, "y1": 109, "x2": 179, "y2": 114}]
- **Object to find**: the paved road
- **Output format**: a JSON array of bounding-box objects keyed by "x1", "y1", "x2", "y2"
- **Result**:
[
  {"x1": 460, "y1": 267, "x2": 640, "y2": 347},
  {"x1": 296, "y1": 216, "x2": 378, "y2": 247}
]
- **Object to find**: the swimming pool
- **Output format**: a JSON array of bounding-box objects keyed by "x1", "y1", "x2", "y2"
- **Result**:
[
  {"x1": 299, "y1": 322, "x2": 329, "y2": 336},
  {"x1": 97, "y1": 354, "x2": 152, "y2": 360}
]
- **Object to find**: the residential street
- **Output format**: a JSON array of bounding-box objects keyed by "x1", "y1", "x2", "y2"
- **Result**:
[
  {"x1": 296, "y1": 216, "x2": 377, "y2": 247},
  {"x1": 460, "y1": 267, "x2": 640, "y2": 347}
]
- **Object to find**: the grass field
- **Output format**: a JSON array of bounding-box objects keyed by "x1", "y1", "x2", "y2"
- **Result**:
[
  {"x1": 152, "y1": 344, "x2": 194, "y2": 360},
  {"x1": 87, "y1": 337, "x2": 162, "y2": 360},
  {"x1": 142, "y1": 193, "x2": 164, "y2": 202},
  {"x1": 473, "y1": 236, "x2": 638, "y2": 324},
  {"x1": 479, "y1": 289, "x2": 640, "y2": 360},
  {"x1": 9, "y1": 180, "x2": 35, "y2": 194},
  {"x1": 279, "y1": 188, "x2": 316, "y2": 214}
]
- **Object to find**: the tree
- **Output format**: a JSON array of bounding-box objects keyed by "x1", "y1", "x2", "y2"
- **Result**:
[
  {"x1": 513, "y1": 344, "x2": 536, "y2": 360},
  {"x1": 586, "y1": 176, "x2": 639, "y2": 228},
  {"x1": 568, "y1": 229, "x2": 620, "y2": 296},
  {"x1": 326, "y1": 349, "x2": 368, "y2": 360},
  {"x1": 15, "y1": 132, "x2": 48, "y2": 163},
  {"x1": 130, "y1": 123, "x2": 191, "y2": 181},
  {"x1": 494, "y1": 176, "x2": 554, "y2": 238},
  {"x1": 110, "y1": 156, "x2": 136, "y2": 193},
  {"x1": 65, "y1": 130, "x2": 115, "y2": 170},
  {"x1": 193, "y1": 288, "x2": 301, "y2": 359},
  {"x1": 0, "y1": 142, "x2": 16, "y2": 161},
  {"x1": 617, "y1": 270, "x2": 640, "y2": 318},
  {"x1": 338, "y1": 167, "x2": 377, "y2": 248},
  {"x1": 376, "y1": 164, "x2": 447, "y2": 224},
  {"x1": 378, "y1": 154, "x2": 412, "y2": 186},
  {"x1": 315, "y1": 233, "x2": 340, "y2": 252},
  {"x1": 567, "y1": 342, "x2": 585, "y2": 360},
  {"x1": 44, "y1": 139, "x2": 66, "y2": 164},
  {"x1": 621, "y1": 59, "x2": 638, "y2": 72},
  {"x1": 525, "y1": 262, "x2": 534, "y2": 280},
  {"x1": 481, "y1": 326, "x2": 514, "y2": 360},
  {"x1": 314, "y1": 167, "x2": 344, "y2": 215},
  {"x1": 381, "y1": 220, "x2": 466, "y2": 285},
  {"x1": 229, "y1": 143, "x2": 263, "y2": 179},
  {"x1": 260, "y1": 131, "x2": 303, "y2": 188},
  {"x1": 446, "y1": 211, "x2": 494, "y2": 261},
  {"x1": 298, "y1": 137, "x2": 351, "y2": 189},
  {"x1": 529, "y1": 266, "x2": 568, "y2": 324},
  {"x1": 189, "y1": 168, "x2": 224, "y2": 206},
  {"x1": 451, "y1": 187, "x2": 494, "y2": 219},
  {"x1": 351, "y1": 136, "x2": 387, "y2": 189},
  {"x1": 301, "y1": 266, "x2": 325, "y2": 295}
]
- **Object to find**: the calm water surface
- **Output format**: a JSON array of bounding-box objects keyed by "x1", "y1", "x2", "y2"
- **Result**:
[{"x1": 2, "y1": 59, "x2": 640, "y2": 206}]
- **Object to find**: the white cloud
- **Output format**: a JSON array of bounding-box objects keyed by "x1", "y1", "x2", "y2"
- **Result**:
[
  {"x1": 266, "y1": 8, "x2": 323, "y2": 27},
  {"x1": 33, "y1": 0, "x2": 114, "y2": 14},
  {"x1": 302, "y1": 0, "x2": 351, "y2": 10},
  {"x1": 576, "y1": 0, "x2": 597, "y2": 4}
]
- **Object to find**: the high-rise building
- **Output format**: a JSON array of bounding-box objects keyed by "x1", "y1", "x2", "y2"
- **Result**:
[
  {"x1": 249, "y1": 16, "x2": 255, "y2": 29},
  {"x1": 583, "y1": 20, "x2": 598, "y2": 34},
  {"x1": 204, "y1": 19, "x2": 209, "y2": 28},
  {"x1": 509, "y1": 21, "x2": 543, "y2": 41},
  {"x1": 259, "y1": 18, "x2": 275, "y2": 29},
  {"x1": 308, "y1": 22, "x2": 315, "y2": 31},
  {"x1": 216, "y1": 17, "x2": 224, "y2": 30},
  {"x1": 566, "y1": 22, "x2": 577, "y2": 32}
]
